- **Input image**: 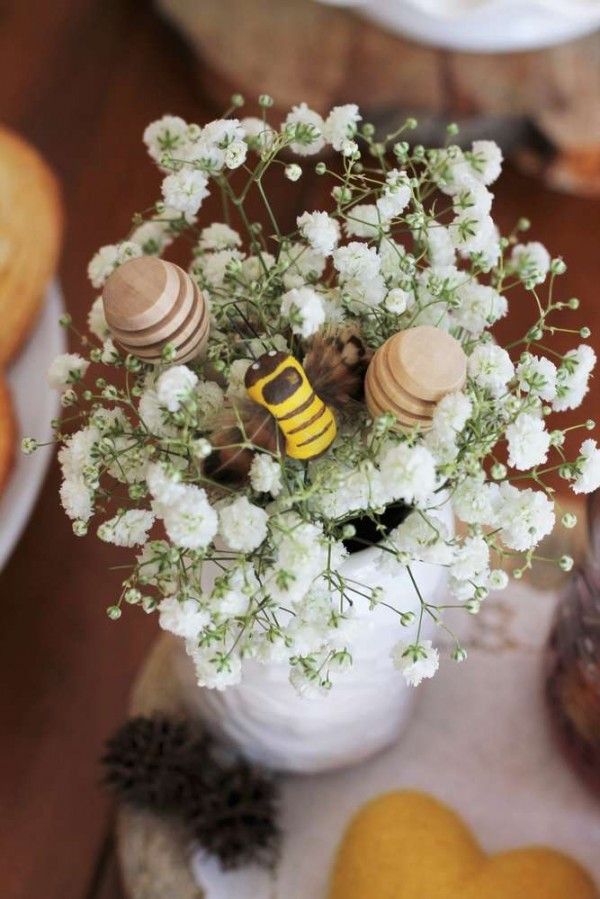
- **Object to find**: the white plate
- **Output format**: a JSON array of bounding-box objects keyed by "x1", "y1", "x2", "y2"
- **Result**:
[
  {"x1": 317, "y1": 0, "x2": 600, "y2": 52},
  {"x1": 0, "y1": 281, "x2": 65, "y2": 570}
]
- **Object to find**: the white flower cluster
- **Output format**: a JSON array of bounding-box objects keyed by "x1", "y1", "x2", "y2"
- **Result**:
[{"x1": 38, "y1": 101, "x2": 598, "y2": 694}]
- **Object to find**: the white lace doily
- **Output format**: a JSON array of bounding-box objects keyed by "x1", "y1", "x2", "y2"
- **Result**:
[{"x1": 192, "y1": 581, "x2": 600, "y2": 897}]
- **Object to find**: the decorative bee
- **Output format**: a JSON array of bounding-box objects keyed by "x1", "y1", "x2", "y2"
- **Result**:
[
  {"x1": 245, "y1": 351, "x2": 337, "y2": 460},
  {"x1": 204, "y1": 327, "x2": 371, "y2": 483}
]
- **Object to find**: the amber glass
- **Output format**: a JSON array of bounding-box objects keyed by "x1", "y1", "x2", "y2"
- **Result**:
[{"x1": 545, "y1": 491, "x2": 600, "y2": 792}]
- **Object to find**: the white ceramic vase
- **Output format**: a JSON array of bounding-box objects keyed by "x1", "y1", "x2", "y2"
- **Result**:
[{"x1": 172, "y1": 501, "x2": 454, "y2": 774}]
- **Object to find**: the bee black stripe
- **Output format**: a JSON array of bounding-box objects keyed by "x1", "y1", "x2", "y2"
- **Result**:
[
  {"x1": 278, "y1": 391, "x2": 317, "y2": 422},
  {"x1": 297, "y1": 418, "x2": 334, "y2": 447},
  {"x1": 287, "y1": 401, "x2": 326, "y2": 435}
]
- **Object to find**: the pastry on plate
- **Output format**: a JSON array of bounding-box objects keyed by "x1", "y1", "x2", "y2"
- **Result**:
[
  {"x1": 0, "y1": 125, "x2": 63, "y2": 365},
  {"x1": 0, "y1": 126, "x2": 63, "y2": 498}
]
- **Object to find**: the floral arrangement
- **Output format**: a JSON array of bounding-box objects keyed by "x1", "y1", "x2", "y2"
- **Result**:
[{"x1": 31, "y1": 96, "x2": 599, "y2": 693}]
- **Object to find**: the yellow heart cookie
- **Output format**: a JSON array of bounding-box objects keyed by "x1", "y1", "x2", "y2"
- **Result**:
[{"x1": 329, "y1": 791, "x2": 598, "y2": 899}]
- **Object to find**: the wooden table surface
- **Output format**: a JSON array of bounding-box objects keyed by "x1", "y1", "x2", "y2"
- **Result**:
[{"x1": 0, "y1": 2, "x2": 599, "y2": 898}]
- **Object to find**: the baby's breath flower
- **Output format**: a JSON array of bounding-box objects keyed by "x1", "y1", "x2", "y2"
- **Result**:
[
  {"x1": 297, "y1": 210, "x2": 340, "y2": 255},
  {"x1": 156, "y1": 365, "x2": 198, "y2": 412},
  {"x1": 143, "y1": 115, "x2": 190, "y2": 165},
  {"x1": 161, "y1": 168, "x2": 209, "y2": 216},
  {"x1": 88, "y1": 241, "x2": 142, "y2": 288},
  {"x1": 323, "y1": 104, "x2": 361, "y2": 155},
  {"x1": 571, "y1": 439, "x2": 600, "y2": 494},
  {"x1": 506, "y1": 413, "x2": 550, "y2": 471},
  {"x1": 47, "y1": 353, "x2": 89, "y2": 391},
  {"x1": 88, "y1": 296, "x2": 110, "y2": 340},
  {"x1": 98, "y1": 509, "x2": 155, "y2": 547},
  {"x1": 281, "y1": 285, "x2": 325, "y2": 338},
  {"x1": 391, "y1": 640, "x2": 440, "y2": 686},
  {"x1": 250, "y1": 454, "x2": 282, "y2": 497},
  {"x1": 489, "y1": 569, "x2": 509, "y2": 590},
  {"x1": 468, "y1": 343, "x2": 514, "y2": 396},
  {"x1": 284, "y1": 103, "x2": 325, "y2": 156},
  {"x1": 553, "y1": 344, "x2": 596, "y2": 412},
  {"x1": 241, "y1": 116, "x2": 276, "y2": 153},
  {"x1": 41, "y1": 100, "x2": 597, "y2": 694},
  {"x1": 511, "y1": 241, "x2": 551, "y2": 286},
  {"x1": 198, "y1": 222, "x2": 241, "y2": 251},
  {"x1": 344, "y1": 203, "x2": 387, "y2": 238},
  {"x1": 285, "y1": 163, "x2": 302, "y2": 182},
  {"x1": 158, "y1": 595, "x2": 210, "y2": 641},
  {"x1": 219, "y1": 497, "x2": 268, "y2": 552}
]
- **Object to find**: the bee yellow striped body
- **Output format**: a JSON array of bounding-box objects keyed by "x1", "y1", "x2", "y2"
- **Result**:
[{"x1": 245, "y1": 351, "x2": 337, "y2": 460}]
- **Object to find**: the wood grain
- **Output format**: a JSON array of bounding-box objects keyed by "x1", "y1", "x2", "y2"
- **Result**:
[
  {"x1": 0, "y1": 2, "x2": 598, "y2": 899},
  {"x1": 104, "y1": 258, "x2": 209, "y2": 362},
  {"x1": 365, "y1": 326, "x2": 467, "y2": 427}
]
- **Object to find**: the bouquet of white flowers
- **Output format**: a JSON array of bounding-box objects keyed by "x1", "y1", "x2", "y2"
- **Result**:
[{"x1": 32, "y1": 96, "x2": 599, "y2": 695}]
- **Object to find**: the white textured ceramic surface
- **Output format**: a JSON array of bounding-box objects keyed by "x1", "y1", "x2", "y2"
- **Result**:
[
  {"x1": 317, "y1": 0, "x2": 600, "y2": 52},
  {"x1": 192, "y1": 580, "x2": 600, "y2": 898},
  {"x1": 171, "y1": 502, "x2": 453, "y2": 774},
  {"x1": 0, "y1": 282, "x2": 65, "y2": 570}
]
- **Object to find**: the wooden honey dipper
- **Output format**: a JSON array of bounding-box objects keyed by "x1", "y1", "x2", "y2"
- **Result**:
[
  {"x1": 365, "y1": 325, "x2": 467, "y2": 429},
  {"x1": 102, "y1": 257, "x2": 209, "y2": 364}
]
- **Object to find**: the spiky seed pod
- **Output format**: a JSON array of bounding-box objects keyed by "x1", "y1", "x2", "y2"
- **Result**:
[
  {"x1": 102, "y1": 716, "x2": 281, "y2": 870},
  {"x1": 303, "y1": 326, "x2": 372, "y2": 414},
  {"x1": 204, "y1": 400, "x2": 282, "y2": 485},
  {"x1": 102, "y1": 716, "x2": 206, "y2": 812},
  {"x1": 184, "y1": 762, "x2": 281, "y2": 870}
]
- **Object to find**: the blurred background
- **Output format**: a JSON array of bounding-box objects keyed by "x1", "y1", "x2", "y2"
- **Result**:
[{"x1": 0, "y1": 1, "x2": 598, "y2": 897}]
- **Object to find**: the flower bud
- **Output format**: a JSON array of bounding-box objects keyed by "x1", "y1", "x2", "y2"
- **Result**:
[
  {"x1": 21, "y1": 437, "x2": 39, "y2": 454},
  {"x1": 489, "y1": 569, "x2": 509, "y2": 590},
  {"x1": 558, "y1": 555, "x2": 574, "y2": 572},
  {"x1": 465, "y1": 599, "x2": 480, "y2": 614},
  {"x1": 161, "y1": 342, "x2": 176, "y2": 363},
  {"x1": 285, "y1": 163, "x2": 302, "y2": 182},
  {"x1": 527, "y1": 326, "x2": 543, "y2": 341}
]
